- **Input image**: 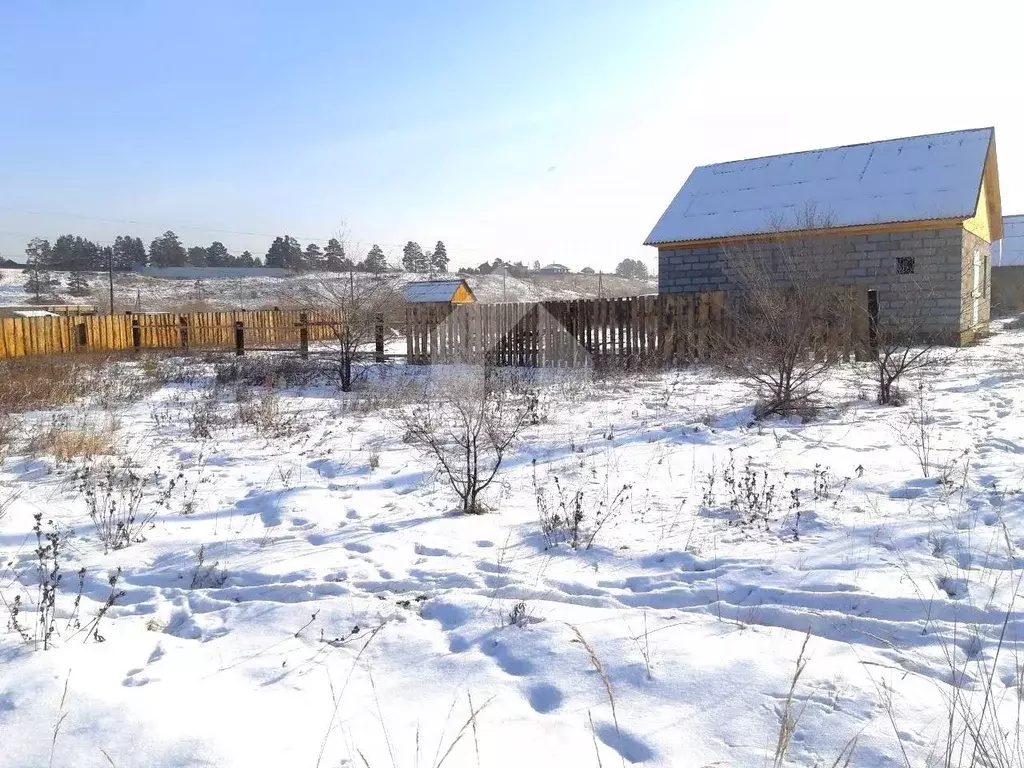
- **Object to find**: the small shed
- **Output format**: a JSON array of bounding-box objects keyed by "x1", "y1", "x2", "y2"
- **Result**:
[{"x1": 404, "y1": 279, "x2": 476, "y2": 305}]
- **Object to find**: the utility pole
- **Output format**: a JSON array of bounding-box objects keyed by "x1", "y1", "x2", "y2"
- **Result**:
[
  {"x1": 502, "y1": 271, "x2": 507, "y2": 303},
  {"x1": 598, "y1": 270, "x2": 603, "y2": 300},
  {"x1": 108, "y1": 247, "x2": 115, "y2": 315}
]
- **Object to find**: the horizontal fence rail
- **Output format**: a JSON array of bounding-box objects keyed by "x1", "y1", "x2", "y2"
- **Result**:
[{"x1": 0, "y1": 309, "x2": 346, "y2": 359}]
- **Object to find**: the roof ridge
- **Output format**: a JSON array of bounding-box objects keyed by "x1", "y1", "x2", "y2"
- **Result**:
[{"x1": 692, "y1": 127, "x2": 994, "y2": 171}]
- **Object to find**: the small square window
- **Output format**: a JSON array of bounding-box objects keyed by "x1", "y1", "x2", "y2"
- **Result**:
[{"x1": 896, "y1": 257, "x2": 915, "y2": 275}]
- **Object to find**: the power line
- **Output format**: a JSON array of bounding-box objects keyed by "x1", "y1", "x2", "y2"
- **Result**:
[{"x1": 0, "y1": 206, "x2": 485, "y2": 253}]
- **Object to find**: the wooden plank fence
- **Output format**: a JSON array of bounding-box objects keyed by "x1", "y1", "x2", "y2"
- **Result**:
[
  {"x1": 405, "y1": 292, "x2": 731, "y2": 367},
  {"x1": 406, "y1": 288, "x2": 871, "y2": 368},
  {"x1": 0, "y1": 309, "x2": 345, "y2": 360}
]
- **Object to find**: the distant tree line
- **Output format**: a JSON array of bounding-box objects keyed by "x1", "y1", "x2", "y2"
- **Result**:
[
  {"x1": 20, "y1": 231, "x2": 425, "y2": 273},
  {"x1": 20, "y1": 231, "x2": 450, "y2": 302}
]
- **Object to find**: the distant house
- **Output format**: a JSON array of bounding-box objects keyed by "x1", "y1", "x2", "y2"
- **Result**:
[
  {"x1": 404, "y1": 279, "x2": 477, "y2": 305},
  {"x1": 537, "y1": 263, "x2": 570, "y2": 275},
  {"x1": 992, "y1": 215, "x2": 1024, "y2": 265},
  {"x1": 646, "y1": 127, "x2": 1003, "y2": 343}
]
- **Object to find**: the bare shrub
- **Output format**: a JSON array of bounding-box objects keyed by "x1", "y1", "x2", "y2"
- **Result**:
[
  {"x1": 720, "y1": 212, "x2": 858, "y2": 418},
  {"x1": 185, "y1": 386, "x2": 225, "y2": 439},
  {"x1": 872, "y1": 293, "x2": 953, "y2": 405},
  {"x1": 397, "y1": 367, "x2": 535, "y2": 514},
  {"x1": 32, "y1": 513, "x2": 63, "y2": 650},
  {"x1": 189, "y1": 544, "x2": 227, "y2": 589},
  {"x1": 77, "y1": 457, "x2": 184, "y2": 552},
  {"x1": 215, "y1": 355, "x2": 326, "y2": 389},
  {"x1": 533, "y1": 461, "x2": 632, "y2": 549},
  {"x1": 298, "y1": 234, "x2": 404, "y2": 392},
  {"x1": 895, "y1": 383, "x2": 936, "y2": 477},
  {"x1": 234, "y1": 391, "x2": 308, "y2": 438}
]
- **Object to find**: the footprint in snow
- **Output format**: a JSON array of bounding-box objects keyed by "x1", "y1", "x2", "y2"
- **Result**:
[
  {"x1": 344, "y1": 542, "x2": 372, "y2": 554},
  {"x1": 526, "y1": 682, "x2": 563, "y2": 714},
  {"x1": 596, "y1": 724, "x2": 656, "y2": 763},
  {"x1": 414, "y1": 544, "x2": 450, "y2": 557},
  {"x1": 481, "y1": 639, "x2": 534, "y2": 676},
  {"x1": 123, "y1": 668, "x2": 154, "y2": 687}
]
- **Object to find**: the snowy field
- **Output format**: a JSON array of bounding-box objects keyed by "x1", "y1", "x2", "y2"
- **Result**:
[
  {"x1": 1, "y1": 325, "x2": 1023, "y2": 767},
  {"x1": 0, "y1": 268, "x2": 656, "y2": 313}
]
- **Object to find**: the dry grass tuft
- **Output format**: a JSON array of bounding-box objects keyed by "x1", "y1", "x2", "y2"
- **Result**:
[{"x1": 29, "y1": 425, "x2": 116, "y2": 463}]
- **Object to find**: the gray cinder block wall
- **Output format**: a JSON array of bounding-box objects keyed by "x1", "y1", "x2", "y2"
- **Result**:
[{"x1": 658, "y1": 226, "x2": 991, "y2": 341}]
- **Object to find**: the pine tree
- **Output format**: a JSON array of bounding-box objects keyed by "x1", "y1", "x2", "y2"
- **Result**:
[
  {"x1": 206, "y1": 241, "x2": 231, "y2": 267},
  {"x1": 113, "y1": 235, "x2": 146, "y2": 270},
  {"x1": 324, "y1": 238, "x2": 347, "y2": 272},
  {"x1": 50, "y1": 235, "x2": 76, "y2": 271},
  {"x1": 265, "y1": 235, "x2": 302, "y2": 269},
  {"x1": 238, "y1": 250, "x2": 256, "y2": 267},
  {"x1": 304, "y1": 243, "x2": 325, "y2": 271},
  {"x1": 364, "y1": 245, "x2": 388, "y2": 274},
  {"x1": 76, "y1": 237, "x2": 102, "y2": 270},
  {"x1": 187, "y1": 246, "x2": 209, "y2": 267},
  {"x1": 149, "y1": 231, "x2": 187, "y2": 267},
  {"x1": 66, "y1": 272, "x2": 90, "y2": 297},
  {"x1": 402, "y1": 241, "x2": 425, "y2": 272},
  {"x1": 24, "y1": 238, "x2": 56, "y2": 303},
  {"x1": 431, "y1": 241, "x2": 449, "y2": 273}
]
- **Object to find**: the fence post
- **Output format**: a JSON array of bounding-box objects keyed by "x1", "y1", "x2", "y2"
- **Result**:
[
  {"x1": 75, "y1": 322, "x2": 88, "y2": 350},
  {"x1": 375, "y1": 313, "x2": 385, "y2": 363},
  {"x1": 867, "y1": 289, "x2": 879, "y2": 356},
  {"x1": 234, "y1": 320, "x2": 245, "y2": 356},
  {"x1": 179, "y1": 315, "x2": 189, "y2": 350},
  {"x1": 130, "y1": 315, "x2": 141, "y2": 351},
  {"x1": 299, "y1": 312, "x2": 309, "y2": 360}
]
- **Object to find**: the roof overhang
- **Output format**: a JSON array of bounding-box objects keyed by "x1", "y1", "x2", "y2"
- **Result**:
[{"x1": 648, "y1": 216, "x2": 966, "y2": 250}]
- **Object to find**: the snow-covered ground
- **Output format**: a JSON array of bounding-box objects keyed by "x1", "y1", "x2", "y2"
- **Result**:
[
  {"x1": 1, "y1": 325, "x2": 1023, "y2": 767},
  {"x1": 0, "y1": 268, "x2": 656, "y2": 312}
]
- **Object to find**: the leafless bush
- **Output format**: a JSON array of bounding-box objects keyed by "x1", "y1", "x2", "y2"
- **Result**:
[
  {"x1": 189, "y1": 544, "x2": 227, "y2": 589},
  {"x1": 720, "y1": 212, "x2": 858, "y2": 418},
  {"x1": 215, "y1": 355, "x2": 328, "y2": 388},
  {"x1": 533, "y1": 461, "x2": 632, "y2": 549},
  {"x1": 895, "y1": 383, "x2": 936, "y2": 477},
  {"x1": 298, "y1": 234, "x2": 404, "y2": 392},
  {"x1": 185, "y1": 386, "x2": 225, "y2": 439},
  {"x1": 233, "y1": 390, "x2": 308, "y2": 438},
  {"x1": 872, "y1": 298, "x2": 952, "y2": 406},
  {"x1": 397, "y1": 367, "x2": 535, "y2": 514},
  {"x1": 76, "y1": 457, "x2": 184, "y2": 552}
]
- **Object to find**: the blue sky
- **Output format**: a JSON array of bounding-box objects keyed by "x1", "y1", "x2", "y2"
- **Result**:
[{"x1": 1, "y1": 1, "x2": 1022, "y2": 269}]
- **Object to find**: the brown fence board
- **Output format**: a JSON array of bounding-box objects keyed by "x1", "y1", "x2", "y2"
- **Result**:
[
  {"x1": 0, "y1": 308, "x2": 346, "y2": 360},
  {"x1": 403, "y1": 291, "x2": 756, "y2": 369}
]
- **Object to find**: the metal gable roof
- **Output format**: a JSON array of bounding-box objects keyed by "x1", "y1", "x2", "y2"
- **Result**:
[
  {"x1": 994, "y1": 215, "x2": 1024, "y2": 266},
  {"x1": 403, "y1": 280, "x2": 466, "y2": 303},
  {"x1": 645, "y1": 127, "x2": 994, "y2": 246}
]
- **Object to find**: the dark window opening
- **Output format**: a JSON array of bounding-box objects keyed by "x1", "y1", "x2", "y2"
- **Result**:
[{"x1": 896, "y1": 256, "x2": 915, "y2": 275}]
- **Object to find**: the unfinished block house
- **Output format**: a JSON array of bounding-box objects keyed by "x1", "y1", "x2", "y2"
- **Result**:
[{"x1": 646, "y1": 128, "x2": 1003, "y2": 343}]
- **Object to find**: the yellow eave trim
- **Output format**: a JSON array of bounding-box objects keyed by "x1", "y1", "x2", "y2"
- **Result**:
[{"x1": 650, "y1": 217, "x2": 966, "y2": 250}]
